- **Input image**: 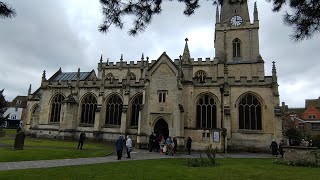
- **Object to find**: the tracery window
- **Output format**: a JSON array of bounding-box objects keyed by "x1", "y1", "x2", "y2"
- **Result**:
[
  {"x1": 196, "y1": 94, "x2": 217, "y2": 128},
  {"x1": 233, "y1": 38, "x2": 241, "y2": 57},
  {"x1": 50, "y1": 94, "x2": 64, "y2": 123},
  {"x1": 105, "y1": 94, "x2": 123, "y2": 125},
  {"x1": 130, "y1": 94, "x2": 143, "y2": 126},
  {"x1": 238, "y1": 94, "x2": 262, "y2": 130},
  {"x1": 195, "y1": 70, "x2": 207, "y2": 83},
  {"x1": 80, "y1": 94, "x2": 97, "y2": 124}
]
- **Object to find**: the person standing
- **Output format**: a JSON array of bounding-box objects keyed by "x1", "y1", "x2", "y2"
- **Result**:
[
  {"x1": 173, "y1": 138, "x2": 178, "y2": 154},
  {"x1": 186, "y1": 137, "x2": 192, "y2": 155},
  {"x1": 149, "y1": 132, "x2": 156, "y2": 152},
  {"x1": 115, "y1": 135, "x2": 124, "y2": 160},
  {"x1": 77, "y1": 132, "x2": 86, "y2": 150},
  {"x1": 126, "y1": 135, "x2": 132, "y2": 158},
  {"x1": 270, "y1": 139, "x2": 278, "y2": 157},
  {"x1": 278, "y1": 140, "x2": 284, "y2": 158}
]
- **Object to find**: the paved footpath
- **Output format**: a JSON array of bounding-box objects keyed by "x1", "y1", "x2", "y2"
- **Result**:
[{"x1": 0, "y1": 149, "x2": 272, "y2": 171}]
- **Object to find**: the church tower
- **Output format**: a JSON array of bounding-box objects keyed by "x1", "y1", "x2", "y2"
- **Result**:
[{"x1": 215, "y1": 0, "x2": 261, "y2": 64}]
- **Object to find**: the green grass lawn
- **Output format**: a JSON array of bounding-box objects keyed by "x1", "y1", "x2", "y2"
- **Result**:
[
  {"x1": 0, "y1": 158, "x2": 319, "y2": 180},
  {"x1": 0, "y1": 129, "x2": 113, "y2": 162}
]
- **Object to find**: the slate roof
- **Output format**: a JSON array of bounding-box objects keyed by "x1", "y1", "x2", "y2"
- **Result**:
[
  {"x1": 305, "y1": 97, "x2": 320, "y2": 108},
  {"x1": 52, "y1": 72, "x2": 91, "y2": 81},
  {"x1": 47, "y1": 68, "x2": 96, "y2": 82},
  {"x1": 8, "y1": 96, "x2": 27, "y2": 108}
]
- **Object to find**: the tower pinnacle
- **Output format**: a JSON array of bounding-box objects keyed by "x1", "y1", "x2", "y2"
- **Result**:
[{"x1": 182, "y1": 38, "x2": 190, "y2": 64}]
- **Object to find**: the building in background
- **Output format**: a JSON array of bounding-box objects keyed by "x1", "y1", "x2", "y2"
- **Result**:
[
  {"x1": 282, "y1": 97, "x2": 320, "y2": 137},
  {"x1": 3, "y1": 96, "x2": 27, "y2": 128}
]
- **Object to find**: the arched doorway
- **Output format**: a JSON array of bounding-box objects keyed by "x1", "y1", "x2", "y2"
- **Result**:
[{"x1": 154, "y1": 118, "x2": 169, "y2": 140}]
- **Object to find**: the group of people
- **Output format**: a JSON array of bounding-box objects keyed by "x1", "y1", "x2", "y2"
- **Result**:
[
  {"x1": 148, "y1": 133, "x2": 193, "y2": 155},
  {"x1": 115, "y1": 135, "x2": 132, "y2": 160},
  {"x1": 270, "y1": 139, "x2": 285, "y2": 158},
  {"x1": 77, "y1": 131, "x2": 193, "y2": 160}
]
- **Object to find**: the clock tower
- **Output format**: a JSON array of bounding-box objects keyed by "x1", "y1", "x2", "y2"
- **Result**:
[{"x1": 214, "y1": 0, "x2": 261, "y2": 64}]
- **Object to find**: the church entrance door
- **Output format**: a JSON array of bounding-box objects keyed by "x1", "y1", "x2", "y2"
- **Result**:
[{"x1": 154, "y1": 118, "x2": 169, "y2": 140}]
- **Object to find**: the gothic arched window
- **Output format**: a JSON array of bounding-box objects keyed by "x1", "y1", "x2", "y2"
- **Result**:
[
  {"x1": 195, "y1": 70, "x2": 207, "y2": 83},
  {"x1": 50, "y1": 94, "x2": 64, "y2": 123},
  {"x1": 233, "y1": 38, "x2": 241, "y2": 57},
  {"x1": 105, "y1": 94, "x2": 123, "y2": 125},
  {"x1": 238, "y1": 94, "x2": 262, "y2": 130},
  {"x1": 196, "y1": 94, "x2": 217, "y2": 128},
  {"x1": 130, "y1": 94, "x2": 143, "y2": 126},
  {"x1": 80, "y1": 94, "x2": 97, "y2": 124}
]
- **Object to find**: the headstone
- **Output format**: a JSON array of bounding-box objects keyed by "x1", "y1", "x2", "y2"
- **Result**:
[
  {"x1": 14, "y1": 131, "x2": 25, "y2": 150},
  {"x1": 283, "y1": 146, "x2": 318, "y2": 163}
]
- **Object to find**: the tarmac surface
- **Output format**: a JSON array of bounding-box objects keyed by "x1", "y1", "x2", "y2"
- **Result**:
[{"x1": 0, "y1": 149, "x2": 272, "y2": 171}]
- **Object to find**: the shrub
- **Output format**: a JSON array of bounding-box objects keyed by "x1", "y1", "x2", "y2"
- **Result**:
[
  {"x1": 273, "y1": 159, "x2": 320, "y2": 168},
  {"x1": 311, "y1": 134, "x2": 320, "y2": 148},
  {"x1": 187, "y1": 145, "x2": 221, "y2": 167}
]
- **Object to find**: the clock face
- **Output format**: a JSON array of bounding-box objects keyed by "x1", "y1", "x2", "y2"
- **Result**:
[{"x1": 230, "y1": 15, "x2": 243, "y2": 26}]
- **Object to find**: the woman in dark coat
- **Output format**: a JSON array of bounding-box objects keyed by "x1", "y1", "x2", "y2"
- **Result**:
[
  {"x1": 270, "y1": 139, "x2": 278, "y2": 157},
  {"x1": 186, "y1": 137, "x2": 192, "y2": 155},
  {"x1": 278, "y1": 140, "x2": 284, "y2": 158}
]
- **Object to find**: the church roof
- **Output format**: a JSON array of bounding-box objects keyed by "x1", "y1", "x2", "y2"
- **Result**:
[
  {"x1": 48, "y1": 68, "x2": 96, "y2": 82},
  {"x1": 52, "y1": 72, "x2": 91, "y2": 81}
]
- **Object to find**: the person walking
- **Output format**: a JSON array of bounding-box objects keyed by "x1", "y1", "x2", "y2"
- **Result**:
[
  {"x1": 126, "y1": 135, "x2": 132, "y2": 158},
  {"x1": 278, "y1": 140, "x2": 284, "y2": 158},
  {"x1": 270, "y1": 139, "x2": 278, "y2": 157},
  {"x1": 186, "y1": 137, "x2": 192, "y2": 155},
  {"x1": 115, "y1": 135, "x2": 124, "y2": 160},
  {"x1": 77, "y1": 132, "x2": 86, "y2": 150}
]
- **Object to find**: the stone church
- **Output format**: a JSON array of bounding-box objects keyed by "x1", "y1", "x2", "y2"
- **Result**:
[{"x1": 24, "y1": 1, "x2": 282, "y2": 151}]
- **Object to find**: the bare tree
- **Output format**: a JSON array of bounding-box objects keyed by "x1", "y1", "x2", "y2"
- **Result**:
[
  {"x1": 99, "y1": 0, "x2": 319, "y2": 41},
  {"x1": 0, "y1": 1, "x2": 16, "y2": 19}
]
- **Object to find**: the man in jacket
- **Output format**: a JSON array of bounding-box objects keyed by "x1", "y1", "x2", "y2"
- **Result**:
[
  {"x1": 115, "y1": 135, "x2": 124, "y2": 160},
  {"x1": 77, "y1": 132, "x2": 86, "y2": 150}
]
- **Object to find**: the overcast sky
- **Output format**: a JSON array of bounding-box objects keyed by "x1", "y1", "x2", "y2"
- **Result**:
[{"x1": 0, "y1": 0, "x2": 319, "y2": 108}]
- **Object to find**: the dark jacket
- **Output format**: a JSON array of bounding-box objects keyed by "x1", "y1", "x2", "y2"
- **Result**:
[
  {"x1": 115, "y1": 137, "x2": 124, "y2": 151},
  {"x1": 79, "y1": 133, "x2": 86, "y2": 141},
  {"x1": 186, "y1": 137, "x2": 192, "y2": 149}
]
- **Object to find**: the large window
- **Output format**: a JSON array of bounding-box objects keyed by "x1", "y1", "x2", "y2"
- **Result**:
[
  {"x1": 130, "y1": 94, "x2": 143, "y2": 126},
  {"x1": 105, "y1": 94, "x2": 123, "y2": 125},
  {"x1": 238, "y1": 94, "x2": 262, "y2": 130},
  {"x1": 50, "y1": 94, "x2": 64, "y2": 123},
  {"x1": 80, "y1": 94, "x2": 97, "y2": 124},
  {"x1": 196, "y1": 94, "x2": 217, "y2": 129},
  {"x1": 233, "y1": 38, "x2": 241, "y2": 57}
]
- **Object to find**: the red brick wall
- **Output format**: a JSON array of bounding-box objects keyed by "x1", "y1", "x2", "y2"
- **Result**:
[{"x1": 302, "y1": 106, "x2": 320, "y2": 120}]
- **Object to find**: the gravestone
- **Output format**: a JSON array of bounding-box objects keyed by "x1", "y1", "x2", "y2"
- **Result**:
[
  {"x1": 14, "y1": 131, "x2": 25, "y2": 150},
  {"x1": 283, "y1": 146, "x2": 318, "y2": 163}
]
